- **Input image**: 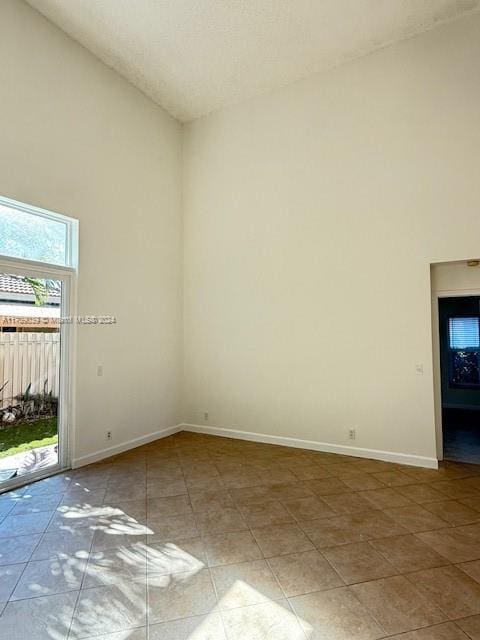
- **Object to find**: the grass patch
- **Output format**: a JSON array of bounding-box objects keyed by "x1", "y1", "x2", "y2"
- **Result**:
[{"x1": 0, "y1": 417, "x2": 57, "y2": 459}]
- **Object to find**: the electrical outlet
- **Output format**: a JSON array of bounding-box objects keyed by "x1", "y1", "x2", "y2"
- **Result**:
[
  {"x1": 97, "y1": 365, "x2": 103, "y2": 377},
  {"x1": 106, "y1": 430, "x2": 112, "y2": 440},
  {"x1": 349, "y1": 429, "x2": 356, "y2": 440},
  {"x1": 203, "y1": 411, "x2": 209, "y2": 421}
]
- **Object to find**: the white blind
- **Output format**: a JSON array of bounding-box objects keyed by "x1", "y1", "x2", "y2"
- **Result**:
[{"x1": 449, "y1": 317, "x2": 480, "y2": 349}]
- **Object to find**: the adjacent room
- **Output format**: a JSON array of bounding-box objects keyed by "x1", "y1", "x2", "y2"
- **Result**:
[{"x1": 1, "y1": 1, "x2": 480, "y2": 638}]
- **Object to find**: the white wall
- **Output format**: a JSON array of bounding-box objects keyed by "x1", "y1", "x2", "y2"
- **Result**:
[
  {"x1": 0, "y1": 0, "x2": 183, "y2": 462},
  {"x1": 183, "y1": 12, "x2": 480, "y2": 463}
]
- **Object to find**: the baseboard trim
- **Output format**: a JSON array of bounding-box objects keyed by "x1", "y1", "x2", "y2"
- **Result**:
[
  {"x1": 71, "y1": 421, "x2": 439, "y2": 470},
  {"x1": 181, "y1": 423, "x2": 439, "y2": 469},
  {"x1": 71, "y1": 424, "x2": 183, "y2": 468}
]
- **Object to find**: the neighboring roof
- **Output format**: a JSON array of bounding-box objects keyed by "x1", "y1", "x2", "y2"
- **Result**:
[{"x1": 0, "y1": 275, "x2": 60, "y2": 298}]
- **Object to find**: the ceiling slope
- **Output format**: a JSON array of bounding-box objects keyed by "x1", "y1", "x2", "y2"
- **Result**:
[{"x1": 26, "y1": 0, "x2": 480, "y2": 121}]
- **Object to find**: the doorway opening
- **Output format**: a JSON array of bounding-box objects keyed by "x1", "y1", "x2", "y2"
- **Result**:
[
  {"x1": 0, "y1": 196, "x2": 77, "y2": 492},
  {"x1": 439, "y1": 296, "x2": 480, "y2": 463},
  {"x1": 432, "y1": 261, "x2": 480, "y2": 465}
]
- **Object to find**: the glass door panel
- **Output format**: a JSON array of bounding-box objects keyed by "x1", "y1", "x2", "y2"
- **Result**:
[{"x1": 0, "y1": 272, "x2": 64, "y2": 484}]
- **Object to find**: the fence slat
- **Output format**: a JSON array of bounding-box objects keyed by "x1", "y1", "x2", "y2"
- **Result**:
[{"x1": 0, "y1": 333, "x2": 60, "y2": 409}]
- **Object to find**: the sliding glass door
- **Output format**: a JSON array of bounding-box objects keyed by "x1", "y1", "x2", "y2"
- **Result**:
[
  {"x1": 0, "y1": 195, "x2": 77, "y2": 492},
  {"x1": 0, "y1": 262, "x2": 73, "y2": 490}
]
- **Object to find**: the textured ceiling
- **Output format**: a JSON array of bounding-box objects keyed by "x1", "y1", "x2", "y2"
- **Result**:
[{"x1": 26, "y1": 0, "x2": 480, "y2": 122}]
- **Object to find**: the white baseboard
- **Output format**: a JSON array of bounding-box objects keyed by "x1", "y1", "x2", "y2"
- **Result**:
[
  {"x1": 181, "y1": 423, "x2": 439, "y2": 469},
  {"x1": 71, "y1": 421, "x2": 439, "y2": 470},
  {"x1": 71, "y1": 424, "x2": 183, "y2": 468}
]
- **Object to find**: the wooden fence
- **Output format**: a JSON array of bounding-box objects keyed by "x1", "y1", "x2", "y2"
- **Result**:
[{"x1": 0, "y1": 332, "x2": 60, "y2": 409}]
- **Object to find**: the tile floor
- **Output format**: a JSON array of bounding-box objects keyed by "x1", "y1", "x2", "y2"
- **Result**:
[{"x1": 0, "y1": 432, "x2": 479, "y2": 639}]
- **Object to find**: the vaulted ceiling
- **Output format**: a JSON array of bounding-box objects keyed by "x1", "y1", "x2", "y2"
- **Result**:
[{"x1": 26, "y1": 0, "x2": 480, "y2": 122}]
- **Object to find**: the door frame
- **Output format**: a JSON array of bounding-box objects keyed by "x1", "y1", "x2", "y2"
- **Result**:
[
  {"x1": 432, "y1": 287, "x2": 480, "y2": 461},
  {"x1": 0, "y1": 254, "x2": 76, "y2": 492}
]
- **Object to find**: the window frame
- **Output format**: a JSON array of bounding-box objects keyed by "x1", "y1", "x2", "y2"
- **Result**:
[{"x1": 0, "y1": 194, "x2": 78, "y2": 269}]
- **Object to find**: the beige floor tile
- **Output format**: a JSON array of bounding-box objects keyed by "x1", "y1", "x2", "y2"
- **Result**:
[
  {"x1": 11, "y1": 556, "x2": 86, "y2": 600},
  {"x1": 146, "y1": 480, "x2": 187, "y2": 498},
  {"x1": 0, "y1": 511, "x2": 54, "y2": 538},
  {"x1": 360, "y1": 488, "x2": 412, "y2": 510},
  {"x1": 383, "y1": 505, "x2": 450, "y2": 533},
  {"x1": 407, "y1": 566, "x2": 480, "y2": 619},
  {"x1": 147, "y1": 495, "x2": 192, "y2": 517},
  {"x1": 423, "y1": 501, "x2": 480, "y2": 526},
  {"x1": 104, "y1": 485, "x2": 147, "y2": 503},
  {"x1": 289, "y1": 464, "x2": 331, "y2": 480},
  {"x1": 355, "y1": 460, "x2": 399, "y2": 473},
  {"x1": 0, "y1": 564, "x2": 26, "y2": 601},
  {"x1": 221, "y1": 472, "x2": 263, "y2": 489},
  {"x1": 282, "y1": 496, "x2": 335, "y2": 521},
  {"x1": 82, "y1": 630, "x2": 147, "y2": 640},
  {"x1": 328, "y1": 463, "x2": 368, "y2": 479},
  {"x1": 189, "y1": 490, "x2": 234, "y2": 513},
  {"x1": 10, "y1": 494, "x2": 62, "y2": 516},
  {"x1": 0, "y1": 533, "x2": 42, "y2": 565},
  {"x1": 395, "y1": 484, "x2": 447, "y2": 504},
  {"x1": 263, "y1": 482, "x2": 315, "y2": 501},
  {"x1": 221, "y1": 599, "x2": 305, "y2": 640},
  {"x1": 237, "y1": 499, "x2": 294, "y2": 527},
  {"x1": 456, "y1": 614, "x2": 480, "y2": 640},
  {"x1": 351, "y1": 575, "x2": 447, "y2": 634},
  {"x1": 461, "y1": 496, "x2": 480, "y2": 513},
  {"x1": 195, "y1": 507, "x2": 248, "y2": 534},
  {"x1": 83, "y1": 546, "x2": 147, "y2": 588},
  {"x1": 212, "y1": 559, "x2": 284, "y2": 609},
  {"x1": 268, "y1": 549, "x2": 344, "y2": 596},
  {"x1": 101, "y1": 499, "x2": 147, "y2": 522},
  {"x1": 147, "y1": 538, "x2": 206, "y2": 576},
  {"x1": 91, "y1": 529, "x2": 147, "y2": 553},
  {"x1": 322, "y1": 492, "x2": 373, "y2": 514},
  {"x1": 371, "y1": 534, "x2": 447, "y2": 572},
  {"x1": 0, "y1": 591, "x2": 78, "y2": 640},
  {"x1": 290, "y1": 586, "x2": 385, "y2": 640},
  {"x1": 373, "y1": 471, "x2": 415, "y2": 487},
  {"x1": 458, "y1": 560, "x2": 480, "y2": 584},
  {"x1": 47, "y1": 507, "x2": 127, "y2": 533},
  {"x1": 2, "y1": 434, "x2": 479, "y2": 640},
  {"x1": 148, "y1": 567, "x2": 216, "y2": 624},
  {"x1": 302, "y1": 478, "x2": 351, "y2": 496},
  {"x1": 146, "y1": 513, "x2": 199, "y2": 542},
  {"x1": 204, "y1": 531, "x2": 262, "y2": 567},
  {"x1": 341, "y1": 474, "x2": 385, "y2": 491},
  {"x1": 70, "y1": 582, "x2": 147, "y2": 638},
  {"x1": 386, "y1": 622, "x2": 470, "y2": 640},
  {"x1": 251, "y1": 523, "x2": 315, "y2": 557},
  {"x1": 24, "y1": 474, "x2": 73, "y2": 496},
  {"x1": 431, "y1": 481, "x2": 479, "y2": 500},
  {"x1": 417, "y1": 528, "x2": 480, "y2": 563},
  {"x1": 185, "y1": 477, "x2": 226, "y2": 492},
  {"x1": 344, "y1": 510, "x2": 410, "y2": 539},
  {"x1": 323, "y1": 541, "x2": 398, "y2": 584},
  {"x1": 257, "y1": 469, "x2": 298, "y2": 485},
  {"x1": 299, "y1": 515, "x2": 370, "y2": 548},
  {"x1": 149, "y1": 613, "x2": 226, "y2": 640}
]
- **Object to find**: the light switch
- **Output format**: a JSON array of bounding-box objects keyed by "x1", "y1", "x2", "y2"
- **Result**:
[{"x1": 415, "y1": 363, "x2": 424, "y2": 375}]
